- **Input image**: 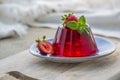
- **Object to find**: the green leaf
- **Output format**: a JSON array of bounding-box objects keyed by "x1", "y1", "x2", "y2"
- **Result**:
[
  {"x1": 36, "y1": 38, "x2": 41, "y2": 43},
  {"x1": 66, "y1": 21, "x2": 78, "y2": 30},
  {"x1": 78, "y1": 27, "x2": 84, "y2": 34},
  {"x1": 78, "y1": 22, "x2": 87, "y2": 27},
  {"x1": 42, "y1": 35, "x2": 46, "y2": 41},
  {"x1": 79, "y1": 15, "x2": 86, "y2": 25},
  {"x1": 61, "y1": 16, "x2": 66, "y2": 21}
]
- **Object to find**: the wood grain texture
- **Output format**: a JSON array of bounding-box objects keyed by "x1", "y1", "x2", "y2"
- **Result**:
[{"x1": 0, "y1": 38, "x2": 120, "y2": 80}]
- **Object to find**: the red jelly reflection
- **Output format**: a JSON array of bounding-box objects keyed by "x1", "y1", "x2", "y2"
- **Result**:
[{"x1": 53, "y1": 27, "x2": 98, "y2": 57}]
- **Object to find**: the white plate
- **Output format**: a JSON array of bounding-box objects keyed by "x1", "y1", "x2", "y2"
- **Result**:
[{"x1": 29, "y1": 37, "x2": 116, "y2": 63}]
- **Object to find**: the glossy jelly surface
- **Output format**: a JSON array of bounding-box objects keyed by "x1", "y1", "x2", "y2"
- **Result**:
[{"x1": 53, "y1": 27, "x2": 98, "y2": 57}]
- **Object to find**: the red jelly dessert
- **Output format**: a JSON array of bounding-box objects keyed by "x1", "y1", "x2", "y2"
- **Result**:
[{"x1": 53, "y1": 13, "x2": 98, "y2": 57}]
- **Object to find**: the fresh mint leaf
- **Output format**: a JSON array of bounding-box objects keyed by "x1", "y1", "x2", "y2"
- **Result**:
[
  {"x1": 79, "y1": 15, "x2": 86, "y2": 25},
  {"x1": 78, "y1": 27, "x2": 85, "y2": 34},
  {"x1": 78, "y1": 22, "x2": 87, "y2": 27},
  {"x1": 78, "y1": 25, "x2": 90, "y2": 35},
  {"x1": 78, "y1": 15, "x2": 90, "y2": 34},
  {"x1": 66, "y1": 21, "x2": 78, "y2": 30}
]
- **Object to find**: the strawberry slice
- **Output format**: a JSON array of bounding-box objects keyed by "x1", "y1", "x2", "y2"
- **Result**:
[{"x1": 36, "y1": 36, "x2": 54, "y2": 54}]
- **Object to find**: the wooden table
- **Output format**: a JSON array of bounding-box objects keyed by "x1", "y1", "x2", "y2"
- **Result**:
[{"x1": 0, "y1": 37, "x2": 120, "y2": 80}]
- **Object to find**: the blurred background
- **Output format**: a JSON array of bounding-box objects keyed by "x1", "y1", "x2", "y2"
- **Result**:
[{"x1": 0, "y1": 0, "x2": 120, "y2": 59}]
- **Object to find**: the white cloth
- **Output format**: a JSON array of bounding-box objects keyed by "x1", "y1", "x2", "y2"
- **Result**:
[
  {"x1": 0, "y1": 0, "x2": 120, "y2": 39},
  {"x1": 0, "y1": 23, "x2": 28, "y2": 38}
]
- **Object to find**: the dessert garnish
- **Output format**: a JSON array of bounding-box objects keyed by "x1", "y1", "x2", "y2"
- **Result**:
[
  {"x1": 62, "y1": 13, "x2": 90, "y2": 35},
  {"x1": 36, "y1": 36, "x2": 54, "y2": 54}
]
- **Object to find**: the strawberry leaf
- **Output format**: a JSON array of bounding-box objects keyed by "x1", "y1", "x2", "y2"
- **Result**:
[
  {"x1": 36, "y1": 38, "x2": 41, "y2": 43},
  {"x1": 66, "y1": 21, "x2": 78, "y2": 30},
  {"x1": 42, "y1": 35, "x2": 46, "y2": 41}
]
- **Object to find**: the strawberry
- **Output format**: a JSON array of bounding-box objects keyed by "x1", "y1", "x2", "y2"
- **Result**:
[
  {"x1": 61, "y1": 13, "x2": 78, "y2": 24},
  {"x1": 65, "y1": 15, "x2": 78, "y2": 23},
  {"x1": 36, "y1": 36, "x2": 54, "y2": 54}
]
